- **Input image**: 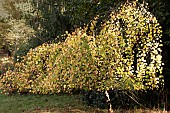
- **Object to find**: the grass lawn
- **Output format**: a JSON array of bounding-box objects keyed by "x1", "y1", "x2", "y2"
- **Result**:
[
  {"x1": 0, "y1": 92, "x2": 166, "y2": 113},
  {"x1": 0, "y1": 92, "x2": 109, "y2": 113}
]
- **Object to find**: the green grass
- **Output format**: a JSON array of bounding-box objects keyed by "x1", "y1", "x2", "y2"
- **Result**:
[
  {"x1": 0, "y1": 92, "x2": 108, "y2": 113},
  {"x1": 0, "y1": 92, "x2": 165, "y2": 113}
]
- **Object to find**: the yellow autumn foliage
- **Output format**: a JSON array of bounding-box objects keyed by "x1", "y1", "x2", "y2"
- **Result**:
[{"x1": 0, "y1": 1, "x2": 163, "y2": 94}]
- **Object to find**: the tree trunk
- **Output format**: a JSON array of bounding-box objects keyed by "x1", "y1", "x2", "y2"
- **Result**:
[{"x1": 105, "y1": 90, "x2": 113, "y2": 113}]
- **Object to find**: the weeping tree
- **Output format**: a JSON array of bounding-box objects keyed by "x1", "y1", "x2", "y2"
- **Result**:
[
  {"x1": 0, "y1": 1, "x2": 164, "y2": 112},
  {"x1": 86, "y1": 1, "x2": 163, "y2": 111}
]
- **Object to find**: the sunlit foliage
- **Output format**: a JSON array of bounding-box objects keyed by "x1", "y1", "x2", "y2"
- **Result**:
[{"x1": 0, "y1": 1, "x2": 163, "y2": 94}]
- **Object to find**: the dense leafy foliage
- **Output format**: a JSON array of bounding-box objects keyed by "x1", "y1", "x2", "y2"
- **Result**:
[
  {"x1": 0, "y1": 1, "x2": 163, "y2": 95},
  {"x1": 143, "y1": 0, "x2": 170, "y2": 91}
]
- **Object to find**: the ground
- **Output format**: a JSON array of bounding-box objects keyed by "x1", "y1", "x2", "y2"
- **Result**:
[
  {"x1": 0, "y1": 92, "x2": 108, "y2": 113},
  {"x1": 0, "y1": 92, "x2": 167, "y2": 113}
]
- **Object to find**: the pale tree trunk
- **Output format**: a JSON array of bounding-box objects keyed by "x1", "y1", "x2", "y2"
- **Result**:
[{"x1": 105, "y1": 90, "x2": 114, "y2": 113}]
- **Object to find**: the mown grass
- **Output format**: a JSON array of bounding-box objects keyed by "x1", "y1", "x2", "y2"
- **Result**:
[
  {"x1": 0, "y1": 92, "x2": 109, "y2": 113},
  {"x1": 0, "y1": 92, "x2": 166, "y2": 113}
]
